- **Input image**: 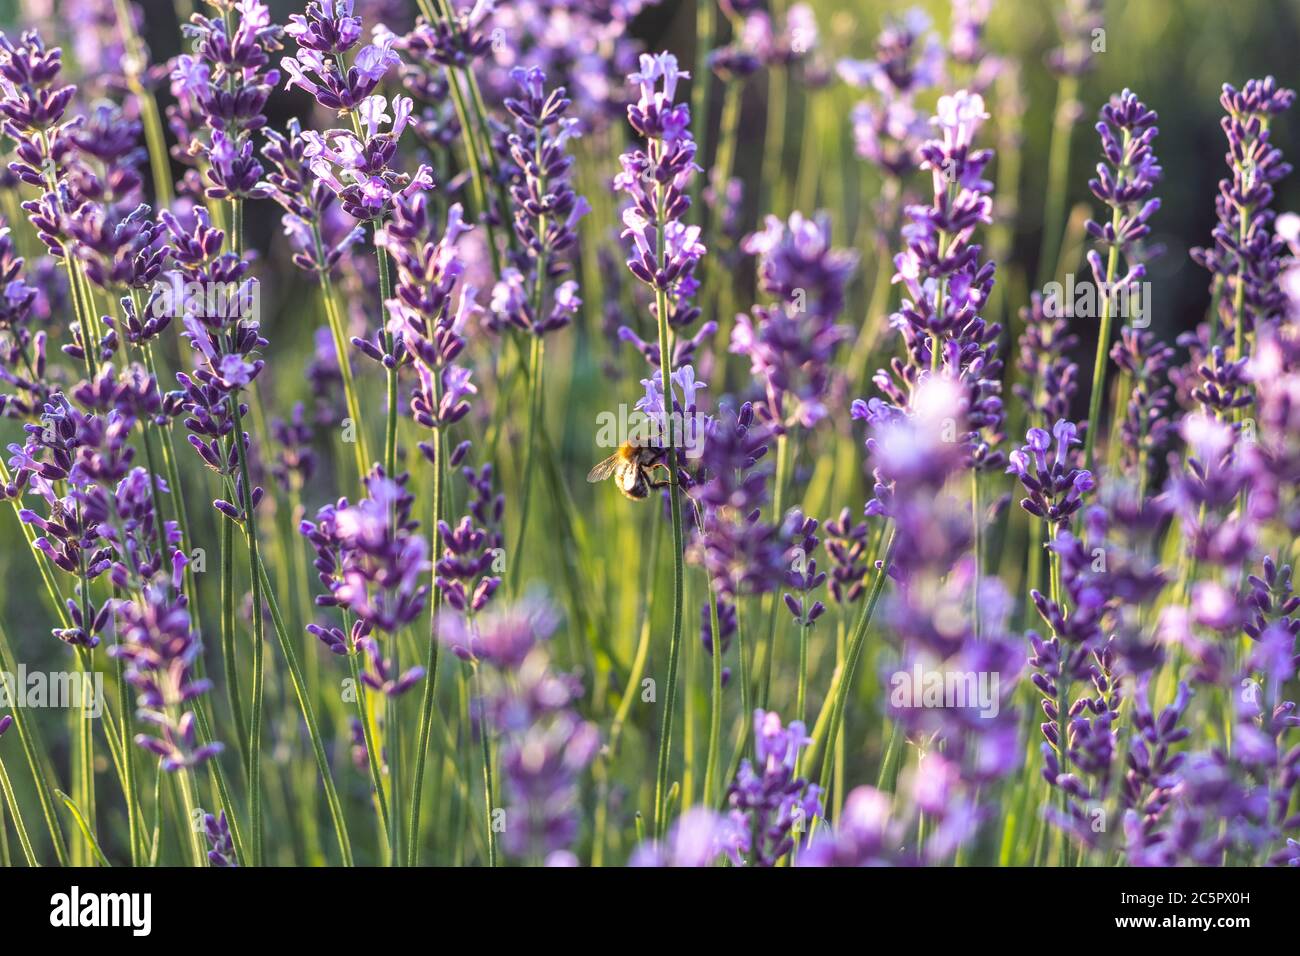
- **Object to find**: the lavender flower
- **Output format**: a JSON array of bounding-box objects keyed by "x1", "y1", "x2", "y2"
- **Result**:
[
  {"x1": 0, "y1": 30, "x2": 78, "y2": 189},
  {"x1": 379, "y1": 192, "x2": 478, "y2": 449},
  {"x1": 165, "y1": 207, "x2": 267, "y2": 521},
  {"x1": 87, "y1": 460, "x2": 223, "y2": 772},
  {"x1": 489, "y1": 65, "x2": 588, "y2": 336},
  {"x1": 1166, "y1": 412, "x2": 1256, "y2": 571},
  {"x1": 731, "y1": 212, "x2": 856, "y2": 431},
  {"x1": 1085, "y1": 89, "x2": 1161, "y2": 284},
  {"x1": 492, "y1": 656, "x2": 599, "y2": 861},
  {"x1": 203, "y1": 811, "x2": 238, "y2": 867},
  {"x1": 301, "y1": 469, "x2": 431, "y2": 636},
  {"x1": 837, "y1": 10, "x2": 943, "y2": 182},
  {"x1": 687, "y1": 402, "x2": 786, "y2": 604},
  {"x1": 440, "y1": 595, "x2": 598, "y2": 862},
  {"x1": 875, "y1": 90, "x2": 1005, "y2": 473},
  {"x1": 798, "y1": 785, "x2": 913, "y2": 866},
  {"x1": 824, "y1": 507, "x2": 870, "y2": 605},
  {"x1": 437, "y1": 593, "x2": 558, "y2": 669},
  {"x1": 434, "y1": 451, "x2": 503, "y2": 615},
  {"x1": 629, "y1": 808, "x2": 742, "y2": 867},
  {"x1": 175, "y1": 2, "x2": 283, "y2": 201},
  {"x1": 303, "y1": 95, "x2": 431, "y2": 221},
  {"x1": 282, "y1": 6, "x2": 399, "y2": 112},
  {"x1": 1109, "y1": 326, "x2": 1175, "y2": 492},
  {"x1": 1047, "y1": 0, "x2": 1104, "y2": 78},
  {"x1": 1191, "y1": 77, "x2": 1294, "y2": 346},
  {"x1": 1121, "y1": 677, "x2": 1190, "y2": 861},
  {"x1": 478, "y1": 1, "x2": 651, "y2": 132},
  {"x1": 399, "y1": 2, "x2": 494, "y2": 72},
  {"x1": 0, "y1": 222, "x2": 53, "y2": 420},
  {"x1": 1012, "y1": 291, "x2": 1078, "y2": 427},
  {"x1": 726, "y1": 710, "x2": 822, "y2": 866},
  {"x1": 613, "y1": 52, "x2": 705, "y2": 354},
  {"x1": 269, "y1": 402, "x2": 318, "y2": 492},
  {"x1": 782, "y1": 511, "x2": 826, "y2": 627},
  {"x1": 1006, "y1": 420, "x2": 1095, "y2": 537},
  {"x1": 263, "y1": 117, "x2": 366, "y2": 276},
  {"x1": 355, "y1": 635, "x2": 424, "y2": 697}
]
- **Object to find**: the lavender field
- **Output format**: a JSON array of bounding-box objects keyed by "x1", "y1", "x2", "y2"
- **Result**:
[{"x1": 0, "y1": 0, "x2": 1297, "y2": 870}]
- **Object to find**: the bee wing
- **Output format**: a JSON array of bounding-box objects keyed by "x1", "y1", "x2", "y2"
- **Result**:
[{"x1": 587, "y1": 453, "x2": 621, "y2": 483}]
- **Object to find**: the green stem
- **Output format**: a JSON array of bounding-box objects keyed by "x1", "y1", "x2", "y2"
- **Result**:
[
  {"x1": 116, "y1": 651, "x2": 139, "y2": 867},
  {"x1": 0, "y1": 600, "x2": 69, "y2": 867},
  {"x1": 375, "y1": 234, "x2": 398, "y2": 480},
  {"x1": 228, "y1": 202, "x2": 267, "y2": 867},
  {"x1": 386, "y1": 650, "x2": 401, "y2": 866},
  {"x1": 509, "y1": 334, "x2": 545, "y2": 595},
  {"x1": 702, "y1": 578, "x2": 724, "y2": 809},
  {"x1": 407, "y1": 414, "x2": 446, "y2": 866},
  {"x1": 113, "y1": 0, "x2": 174, "y2": 209},
  {"x1": 348, "y1": 640, "x2": 390, "y2": 849},
  {"x1": 316, "y1": 243, "x2": 372, "y2": 483},
  {"x1": 173, "y1": 764, "x2": 205, "y2": 866},
  {"x1": 254, "y1": 559, "x2": 355, "y2": 865},
  {"x1": 219, "y1": 508, "x2": 247, "y2": 771},
  {"x1": 474, "y1": 665, "x2": 497, "y2": 866},
  {"x1": 758, "y1": 432, "x2": 790, "y2": 710},
  {"x1": 1038, "y1": 75, "x2": 1079, "y2": 290},
  {"x1": 972, "y1": 468, "x2": 981, "y2": 638},
  {"x1": 0, "y1": 757, "x2": 38, "y2": 866},
  {"x1": 650, "y1": 185, "x2": 687, "y2": 841},
  {"x1": 1082, "y1": 229, "x2": 1121, "y2": 472},
  {"x1": 74, "y1": 536, "x2": 96, "y2": 865},
  {"x1": 810, "y1": 527, "x2": 894, "y2": 794},
  {"x1": 508, "y1": 119, "x2": 552, "y2": 595},
  {"x1": 796, "y1": 617, "x2": 810, "y2": 727}
]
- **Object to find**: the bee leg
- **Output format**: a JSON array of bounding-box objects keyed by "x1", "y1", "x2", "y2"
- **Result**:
[{"x1": 647, "y1": 476, "x2": 673, "y2": 489}]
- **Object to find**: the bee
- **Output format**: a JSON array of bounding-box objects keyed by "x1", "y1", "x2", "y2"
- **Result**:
[{"x1": 587, "y1": 441, "x2": 672, "y2": 500}]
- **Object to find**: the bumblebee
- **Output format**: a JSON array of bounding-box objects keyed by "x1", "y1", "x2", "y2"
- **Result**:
[{"x1": 586, "y1": 441, "x2": 672, "y2": 500}]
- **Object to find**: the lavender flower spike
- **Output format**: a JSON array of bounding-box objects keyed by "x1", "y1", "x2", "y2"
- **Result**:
[{"x1": 1081, "y1": 89, "x2": 1161, "y2": 469}]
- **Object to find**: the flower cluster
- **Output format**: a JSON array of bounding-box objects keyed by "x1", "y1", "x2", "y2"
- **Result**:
[
  {"x1": 282, "y1": 2, "x2": 398, "y2": 112},
  {"x1": 837, "y1": 10, "x2": 944, "y2": 182},
  {"x1": 302, "y1": 468, "x2": 431, "y2": 639},
  {"x1": 480, "y1": 0, "x2": 652, "y2": 131},
  {"x1": 731, "y1": 212, "x2": 856, "y2": 431},
  {"x1": 1084, "y1": 90, "x2": 1161, "y2": 306},
  {"x1": 1191, "y1": 77, "x2": 1294, "y2": 345},
  {"x1": 434, "y1": 447, "x2": 504, "y2": 616},
  {"x1": 726, "y1": 710, "x2": 822, "y2": 866},
  {"x1": 171, "y1": 1, "x2": 283, "y2": 201},
  {"x1": 303, "y1": 95, "x2": 431, "y2": 221},
  {"x1": 688, "y1": 401, "x2": 785, "y2": 612},
  {"x1": 439, "y1": 596, "x2": 598, "y2": 863},
  {"x1": 1006, "y1": 420, "x2": 1095, "y2": 537},
  {"x1": 380, "y1": 193, "x2": 478, "y2": 445},
  {"x1": 1013, "y1": 291, "x2": 1078, "y2": 427},
  {"x1": 613, "y1": 53, "x2": 705, "y2": 352},
  {"x1": 262, "y1": 117, "x2": 366, "y2": 276},
  {"x1": 489, "y1": 65, "x2": 588, "y2": 336}
]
